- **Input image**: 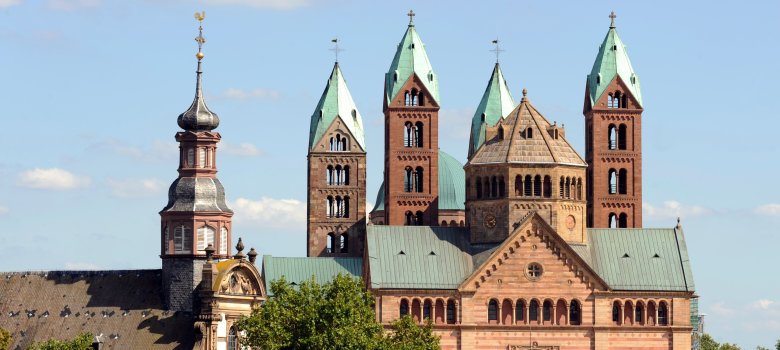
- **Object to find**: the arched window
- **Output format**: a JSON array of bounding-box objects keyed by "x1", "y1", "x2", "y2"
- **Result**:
[
  {"x1": 411, "y1": 88, "x2": 419, "y2": 106},
  {"x1": 326, "y1": 165, "x2": 334, "y2": 185},
  {"x1": 175, "y1": 226, "x2": 192, "y2": 253},
  {"x1": 556, "y1": 299, "x2": 567, "y2": 326},
  {"x1": 502, "y1": 299, "x2": 513, "y2": 325},
  {"x1": 199, "y1": 148, "x2": 206, "y2": 168},
  {"x1": 658, "y1": 302, "x2": 669, "y2": 326},
  {"x1": 441, "y1": 220, "x2": 447, "y2": 226},
  {"x1": 498, "y1": 126, "x2": 504, "y2": 140},
  {"x1": 619, "y1": 213, "x2": 628, "y2": 228},
  {"x1": 524, "y1": 175, "x2": 532, "y2": 196},
  {"x1": 334, "y1": 165, "x2": 342, "y2": 185},
  {"x1": 343, "y1": 166, "x2": 350, "y2": 186},
  {"x1": 414, "y1": 167, "x2": 424, "y2": 192},
  {"x1": 543, "y1": 175, "x2": 551, "y2": 198},
  {"x1": 542, "y1": 300, "x2": 553, "y2": 324},
  {"x1": 227, "y1": 326, "x2": 238, "y2": 350},
  {"x1": 404, "y1": 91, "x2": 411, "y2": 106},
  {"x1": 196, "y1": 225, "x2": 215, "y2": 252},
  {"x1": 559, "y1": 177, "x2": 565, "y2": 198},
  {"x1": 450, "y1": 220, "x2": 457, "y2": 226},
  {"x1": 612, "y1": 301, "x2": 622, "y2": 325},
  {"x1": 329, "y1": 137, "x2": 335, "y2": 151},
  {"x1": 608, "y1": 124, "x2": 617, "y2": 149},
  {"x1": 484, "y1": 177, "x2": 491, "y2": 199},
  {"x1": 418, "y1": 91, "x2": 425, "y2": 106},
  {"x1": 534, "y1": 175, "x2": 542, "y2": 197},
  {"x1": 334, "y1": 196, "x2": 343, "y2": 218},
  {"x1": 404, "y1": 167, "x2": 414, "y2": 192},
  {"x1": 529, "y1": 300, "x2": 539, "y2": 322},
  {"x1": 476, "y1": 177, "x2": 483, "y2": 199},
  {"x1": 614, "y1": 91, "x2": 622, "y2": 108},
  {"x1": 526, "y1": 127, "x2": 533, "y2": 139},
  {"x1": 446, "y1": 300, "x2": 456, "y2": 324},
  {"x1": 405, "y1": 211, "x2": 414, "y2": 226},
  {"x1": 415, "y1": 122, "x2": 424, "y2": 147},
  {"x1": 608, "y1": 93, "x2": 614, "y2": 108},
  {"x1": 343, "y1": 196, "x2": 350, "y2": 218},
  {"x1": 488, "y1": 299, "x2": 498, "y2": 323},
  {"x1": 621, "y1": 94, "x2": 628, "y2": 109},
  {"x1": 400, "y1": 299, "x2": 409, "y2": 317},
  {"x1": 340, "y1": 135, "x2": 347, "y2": 151},
  {"x1": 498, "y1": 177, "x2": 506, "y2": 197},
  {"x1": 326, "y1": 196, "x2": 334, "y2": 218},
  {"x1": 624, "y1": 301, "x2": 634, "y2": 325},
  {"x1": 647, "y1": 301, "x2": 657, "y2": 326},
  {"x1": 415, "y1": 211, "x2": 424, "y2": 225},
  {"x1": 635, "y1": 302, "x2": 645, "y2": 325},
  {"x1": 515, "y1": 175, "x2": 522, "y2": 196},
  {"x1": 412, "y1": 299, "x2": 422, "y2": 322},
  {"x1": 187, "y1": 148, "x2": 195, "y2": 167},
  {"x1": 326, "y1": 232, "x2": 335, "y2": 253},
  {"x1": 609, "y1": 213, "x2": 617, "y2": 228},
  {"x1": 480, "y1": 113, "x2": 486, "y2": 123},
  {"x1": 491, "y1": 176, "x2": 498, "y2": 198},
  {"x1": 163, "y1": 226, "x2": 169, "y2": 254},
  {"x1": 423, "y1": 300, "x2": 432, "y2": 320},
  {"x1": 618, "y1": 124, "x2": 627, "y2": 150},
  {"x1": 340, "y1": 233, "x2": 348, "y2": 253},
  {"x1": 219, "y1": 227, "x2": 228, "y2": 255},
  {"x1": 515, "y1": 300, "x2": 526, "y2": 324},
  {"x1": 570, "y1": 300, "x2": 581, "y2": 325},
  {"x1": 609, "y1": 169, "x2": 617, "y2": 194},
  {"x1": 577, "y1": 178, "x2": 583, "y2": 200},
  {"x1": 404, "y1": 122, "x2": 413, "y2": 147},
  {"x1": 618, "y1": 169, "x2": 628, "y2": 194},
  {"x1": 565, "y1": 177, "x2": 571, "y2": 199}
]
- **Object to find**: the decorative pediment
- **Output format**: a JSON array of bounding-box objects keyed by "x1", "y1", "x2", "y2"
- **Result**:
[
  {"x1": 388, "y1": 73, "x2": 440, "y2": 109},
  {"x1": 594, "y1": 75, "x2": 642, "y2": 111},
  {"x1": 212, "y1": 259, "x2": 266, "y2": 297},
  {"x1": 312, "y1": 114, "x2": 366, "y2": 153}
]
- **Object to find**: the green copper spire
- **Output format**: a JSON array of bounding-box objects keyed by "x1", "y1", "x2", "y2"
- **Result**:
[
  {"x1": 468, "y1": 63, "x2": 516, "y2": 157},
  {"x1": 308, "y1": 63, "x2": 366, "y2": 151},
  {"x1": 385, "y1": 11, "x2": 439, "y2": 105},
  {"x1": 587, "y1": 12, "x2": 643, "y2": 108}
]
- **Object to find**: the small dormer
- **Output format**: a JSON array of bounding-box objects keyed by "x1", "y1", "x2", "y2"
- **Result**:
[{"x1": 547, "y1": 122, "x2": 565, "y2": 140}]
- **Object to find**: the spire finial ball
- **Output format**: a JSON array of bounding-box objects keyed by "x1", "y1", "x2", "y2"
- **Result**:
[
  {"x1": 196, "y1": 52, "x2": 204, "y2": 60},
  {"x1": 522, "y1": 88, "x2": 527, "y2": 97}
]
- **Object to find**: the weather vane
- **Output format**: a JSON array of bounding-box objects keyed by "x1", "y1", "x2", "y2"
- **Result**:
[
  {"x1": 194, "y1": 11, "x2": 206, "y2": 61},
  {"x1": 330, "y1": 38, "x2": 344, "y2": 63},
  {"x1": 491, "y1": 39, "x2": 504, "y2": 63},
  {"x1": 609, "y1": 11, "x2": 616, "y2": 28}
]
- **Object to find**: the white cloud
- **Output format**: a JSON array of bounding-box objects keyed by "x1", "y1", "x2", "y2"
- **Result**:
[
  {"x1": 0, "y1": 0, "x2": 22, "y2": 8},
  {"x1": 643, "y1": 200, "x2": 710, "y2": 221},
  {"x1": 17, "y1": 168, "x2": 90, "y2": 190},
  {"x1": 219, "y1": 88, "x2": 283, "y2": 101},
  {"x1": 231, "y1": 197, "x2": 306, "y2": 229},
  {"x1": 751, "y1": 299, "x2": 776, "y2": 310},
  {"x1": 47, "y1": 0, "x2": 99, "y2": 11},
  {"x1": 88, "y1": 139, "x2": 176, "y2": 163},
  {"x1": 709, "y1": 301, "x2": 736, "y2": 316},
  {"x1": 754, "y1": 204, "x2": 780, "y2": 216},
  {"x1": 439, "y1": 108, "x2": 474, "y2": 140},
  {"x1": 203, "y1": 0, "x2": 312, "y2": 10},
  {"x1": 64, "y1": 262, "x2": 99, "y2": 270},
  {"x1": 106, "y1": 178, "x2": 165, "y2": 198},
  {"x1": 220, "y1": 142, "x2": 265, "y2": 157}
]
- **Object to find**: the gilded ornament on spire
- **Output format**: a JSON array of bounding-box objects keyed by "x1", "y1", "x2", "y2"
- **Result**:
[{"x1": 177, "y1": 11, "x2": 220, "y2": 132}]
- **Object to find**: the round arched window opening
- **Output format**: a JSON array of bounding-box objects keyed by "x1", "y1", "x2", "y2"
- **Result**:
[{"x1": 526, "y1": 262, "x2": 544, "y2": 281}]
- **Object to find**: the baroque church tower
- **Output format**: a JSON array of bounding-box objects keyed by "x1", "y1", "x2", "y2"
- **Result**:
[
  {"x1": 160, "y1": 18, "x2": 233, "y2": 312},
  {"x1": 584, "y1": 12, "x2": 644, "y2": 228},
  {"x1": 306, "y1": 62, "x2": 367, "y2": 257},
  {"x1": 382, "y1": 11, "x2": 441, "y2": 226}
]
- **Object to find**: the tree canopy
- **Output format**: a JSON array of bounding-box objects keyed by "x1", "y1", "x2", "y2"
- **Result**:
[
  {"x1": 0, "y1": 327, "x2": 10, "y2": 350},
  {"x1": 236, "y1": 274, "x2": 440, "y2": 350},
  {"x1": 26, "y1": 333, "x2": 93, "y2": 350}
]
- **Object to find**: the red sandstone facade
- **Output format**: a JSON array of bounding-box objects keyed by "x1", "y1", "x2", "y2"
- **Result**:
[
  {"x1": 584, "y1": 77, "x2": 643, "y2": 228},
  {"x1": 383, "y1": 75, "x2": 440, "y2": 226}
]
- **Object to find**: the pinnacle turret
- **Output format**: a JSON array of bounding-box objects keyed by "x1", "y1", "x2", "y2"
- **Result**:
[
  {"x1": 468, "y1": 63, "x2": 516, "y2": 158},
  {"x1": 384, "y1": 12, "x2": 439, "y2": 105},
  {"x1": 586, "y1": 12, "x2": 643, "y2": 108}
]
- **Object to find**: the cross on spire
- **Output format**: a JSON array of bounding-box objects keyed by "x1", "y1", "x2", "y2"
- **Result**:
[
  {"x1": 609, "y1": 11, "x2": 616, "y2": 28},
  {"x1": 407, "y1": 9, "x2": 415, "y2": 25},
  {"x1": 330, "y1": 38, "x2": 344, "y2": 63},
  {"x1": 490, "y1": 39, "x2": 504, "y2": 63}
]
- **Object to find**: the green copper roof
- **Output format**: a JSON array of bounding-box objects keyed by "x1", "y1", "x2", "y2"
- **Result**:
[
  {"x1": 371, "y1": 150, "x2": 465, "y2": 212},
  {"x1": 261, "y1": 255, "x2": 363, "y2": 296},
  {"x1": 366, "y1": 226, "x2": 494, "y2": 289},
  {"x1": 468, "y1": 63, "x2": 516, "y2": 158},
  {"x1": 587, "y1": 25, "x2": 643, "y2": 107},
  {"x1": 308, "y1": 63, "x2": 366, "y2": 151},
  {"x1": 385, "y1": 22, "x2": 439, "y2": 105},
  {"x1": 578, "y1": 227, "x2": 695, "y2": 292}
]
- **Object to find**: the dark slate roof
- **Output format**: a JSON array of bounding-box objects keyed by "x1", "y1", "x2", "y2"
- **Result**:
[
  {"x1": 366, "y1": 226, "x2": 497, "y2": 289},
  {"x1": 261, "y1": 256, "x2": 363, "y2": 296},
  {"x1": 0, "y1": 270, "x2": 194, "y2": 350},
  {"x1": 577, "y1": 227, "x2": 696, "y2": 292}
]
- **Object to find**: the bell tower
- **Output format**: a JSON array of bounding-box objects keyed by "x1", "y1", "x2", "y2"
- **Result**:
[
  {"x1": 383, "y1": 11, "x2": 441, "y2": 226},
  {"x1": 160, "y1": 13, "x2": 233, "y2": 312},
  {"x1": 584, "y1": 12, "x2": 644, "y2": 228},
  {"x1": 306, "y1": 59, "x2": 367, "y2": 257}
]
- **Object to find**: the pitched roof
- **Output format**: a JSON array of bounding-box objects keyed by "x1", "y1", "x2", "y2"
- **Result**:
[
  {"x1": 0, "y1": 270, "x2": 194, "y2": 349},
  {"x1": 371, "y1": 150, "x2": 465, "y2": 212},
  {"x1": 366, "y1": 226, "x2": 496, "y2": 289},
  {"x1": 468, "y1": 93, "x2": 586, "y2": 166},
  {"x1": 587, "y1": 24, "x2": 643, "y2": 107},
  {"x1": 576, "y1": 227, "x2": 696, "y2": 292},
  {"x1": 308, "y1": 63, "x2": 366, "y2": 151},
  {"x1": 469, "y1": 63, "x2": 516, "y2": 158},
  {"x1": 384, "y1": 22, "x2": 439, "y2": 105},
  {"x1": 261, "y1": 255, "x2": 362, "y2": 296}
]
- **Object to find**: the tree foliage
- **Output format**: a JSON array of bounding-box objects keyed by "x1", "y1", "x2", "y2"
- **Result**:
[
  {"x1": 0, "y1": 327, "x2": 10, "y2": 350},
  {"x1": 26, "y1": 333, "x2": 93, "y2": 350},
  {"x1": 236, "y1": 274, "x2": 440, "y2": 350},
  {"x1": 776, "y1": 339, "x2": 780, "y2": 350},
  {"x1": 699, "y1": 333, "x2": 742, "y2": 350}
]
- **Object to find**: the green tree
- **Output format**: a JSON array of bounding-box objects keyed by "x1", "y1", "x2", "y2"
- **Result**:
[
  {"x1": 719, "y1": 344, "x2": 742, "y2": 350},
  {"x1": 0, "y1": 327, "x2": 11, "y2": 350},
  {"x1": 26, "y1": 333, "x2": 93, "y2": 350},
  {"x1": 757, "y1": 346, "x2": 770, "y2": 350},
  {"x1": 237, "y1": 274, "x2": 385, "y2": 350},
  {"x1": 381, "y1": 315, "x2": 440, "y2": 350},
  {"x1": 776, "y1": 339, "x2": 780, "y2": 350},
  {"x1": 701, "y1": 334, "x2": 720, "y2": 350}
]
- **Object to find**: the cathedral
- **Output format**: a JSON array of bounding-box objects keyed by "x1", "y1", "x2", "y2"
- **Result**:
[{"x1": 0, "y1": 11, "x2": 696, "y2": 350}]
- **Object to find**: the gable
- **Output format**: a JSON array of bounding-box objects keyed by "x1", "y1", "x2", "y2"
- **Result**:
[
  {"x1": 386, "y1": 72, "x2": 440, "y2": 109},
  {"x1": 592, "y1": 74, "x2": 643, "y2": 110},
  {"x1": 311, "y1": 114, "x2": 366, "y2": 153},
  {"x1": 459, "y1": 213, "x2": 607, "y2": 293}
]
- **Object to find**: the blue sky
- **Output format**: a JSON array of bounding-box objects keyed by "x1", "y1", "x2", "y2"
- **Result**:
[{"x1": 1, "y1": 0, "x2": 779, "y2": 347}]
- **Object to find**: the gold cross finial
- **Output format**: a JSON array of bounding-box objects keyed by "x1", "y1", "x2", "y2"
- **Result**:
[
  {"x1": 609, "y1": 11, "x2": 616, "y2": 28},
  {"x1": 194, "y1": 11, "x2": 206, "y2": 61},
  {"x1": 490, "y1": 39, "x2": 504, "y2": 63},
  {"x1": 407, "y1": 10, "x2": 415, "y2": 25},
  {"x1": 330, "y1": 38, "x2": 344, "y2": 63}
]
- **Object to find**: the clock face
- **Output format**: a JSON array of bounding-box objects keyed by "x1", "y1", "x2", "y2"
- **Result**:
[
  {"x1": 566, "y1": 215, "x2": 576, "y2": 230},
  {"x1": 484, "y1": 214, "x2": 497, "y2": 229}
]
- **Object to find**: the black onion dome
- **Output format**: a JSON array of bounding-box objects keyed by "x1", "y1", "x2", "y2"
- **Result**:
[{"x1": 177, "y1": 67, "x2": 219, "y2": 131}]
